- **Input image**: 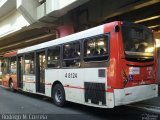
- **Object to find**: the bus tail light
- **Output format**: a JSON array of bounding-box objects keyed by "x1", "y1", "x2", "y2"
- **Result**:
[{"x1": 122, "y1": 69, "x2": 129, "y2": 87}]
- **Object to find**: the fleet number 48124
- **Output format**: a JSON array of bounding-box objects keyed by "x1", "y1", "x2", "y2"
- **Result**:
[{"x1": 65, "y1": 73, "x2": 77, "y2": 78}]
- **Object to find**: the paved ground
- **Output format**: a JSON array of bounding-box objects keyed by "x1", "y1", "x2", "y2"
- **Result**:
[{"x1": 0, "y1": 86, "x2": 159, "y2": 120}]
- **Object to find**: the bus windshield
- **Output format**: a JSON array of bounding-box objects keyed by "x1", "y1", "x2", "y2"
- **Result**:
[{"x1": 122, "y1": 23, "x2": 154, "y2": 59}]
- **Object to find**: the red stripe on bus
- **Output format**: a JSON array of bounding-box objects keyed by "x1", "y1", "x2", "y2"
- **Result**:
[
  {"x1": 64, "y1": 85, "x2": 84, "y2": 89},
  {"x1": 106, "y1": 88, "x2": 114, "y2": 93},
  {"x1": 45, "y1": 83, "x2": 52, "y2": 85}
]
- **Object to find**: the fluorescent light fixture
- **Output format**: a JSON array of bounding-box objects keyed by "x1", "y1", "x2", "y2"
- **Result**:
[
  {"x1": 148, "y1": 25, "x2": 160, "y2": 29},
  {"x1": 134, "y1": 16, "x2": 160, "y2": 23}
]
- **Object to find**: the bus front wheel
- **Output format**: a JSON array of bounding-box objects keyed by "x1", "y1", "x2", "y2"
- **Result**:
[{"x1": 52, "y1": 84, "x2": 65, "y2": 107}]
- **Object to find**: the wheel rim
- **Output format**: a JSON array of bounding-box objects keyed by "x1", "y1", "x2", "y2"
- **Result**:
[{"x1": 55, "y1": 89, "x2": 63, "y2": 103}]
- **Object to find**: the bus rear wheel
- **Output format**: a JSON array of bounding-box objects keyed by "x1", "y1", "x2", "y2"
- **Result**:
[{"x1": 52, "y1": 84, "x2": 65, "y2": 107}]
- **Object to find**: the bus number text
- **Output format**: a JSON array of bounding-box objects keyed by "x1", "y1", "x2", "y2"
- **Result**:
[{"x1": 65, "y1": 73, "x2": 77, "y2": 78}]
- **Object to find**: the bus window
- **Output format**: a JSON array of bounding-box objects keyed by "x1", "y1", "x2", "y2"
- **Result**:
[
  {"x1": 84, "y1": 35, "x2": 108, "y2": 62},
  {"x1": 24, "y1": 53, "x2": 35, "y2": 74},
  {"x1": 122, "y1": 24, "x2": 154, "y2": 61},
  {"x1": 2, "y1": 58, "x2": 9, "y2": 74},
  {"x1": 47, "y1": 46, "x2": 60, "y2": 68},
  {"x1": 9, "y1": 57, "x2": 16, "y2": 74},
  {"x1": 63, "y1": 41, "x2": 80, "y2": 67}
]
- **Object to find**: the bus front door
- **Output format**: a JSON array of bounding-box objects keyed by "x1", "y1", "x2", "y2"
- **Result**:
[
  {"x1": 36, "y1": 51, "x2": 45, "y2": 94},
  {"x1": 17, "y1": 56, "x2": 23, "y2": 89}
]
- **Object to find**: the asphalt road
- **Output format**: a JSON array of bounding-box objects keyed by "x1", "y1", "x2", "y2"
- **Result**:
[{"x1": 0, "y1": 86, "x2": 159, "y2": 120}]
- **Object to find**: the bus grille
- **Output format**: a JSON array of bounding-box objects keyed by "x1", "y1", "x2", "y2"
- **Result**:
[{"x1": 84, "y1": 82, "x2": 106, "y2": 105}]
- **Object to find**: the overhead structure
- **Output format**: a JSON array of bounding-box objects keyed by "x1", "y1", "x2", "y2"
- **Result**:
[
  {"x1": 103, "y1": 1, "x2": 160, "y2": 31},
  {"x1": 0, "y1": 0, "x2": 159, "y2": 54},
  {"x1": 0, "y1": 26, "x2": 56, "y2": 54}
]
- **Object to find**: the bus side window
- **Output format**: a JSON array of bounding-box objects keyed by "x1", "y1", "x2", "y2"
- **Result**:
[
  {"x1": 10, "y1": 57, "x2": 17, "y2": 74},
  {"x1": 2, "y1": 58, "x2": 8, "y2": 74},
  {"x1": 84, "y1": 35, "x2": 108, "y2": 62},
  {"x1": 24, "y1": 53, "x2": 35, "y2": 75},
  {"x1": 63, "y1": 41, "x2": 80, "y2": 67},
  {"x1": 47, "y1": 46, "x2": 60, "y2": 68}
]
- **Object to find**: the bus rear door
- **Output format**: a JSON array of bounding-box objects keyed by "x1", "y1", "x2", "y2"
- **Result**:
[{"x1": 36, "y1": 50, "x2": 46, "y2": 94}]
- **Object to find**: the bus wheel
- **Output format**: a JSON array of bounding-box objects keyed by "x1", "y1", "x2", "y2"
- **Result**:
[
  {"x1": 9, "y1": 80, "x2": 14, "y2": 92},
  {"x1": 52, "y1": 84, "x2": 65, "y2": 107}
]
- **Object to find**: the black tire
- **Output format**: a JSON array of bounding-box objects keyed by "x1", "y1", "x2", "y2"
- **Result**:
[
  {"x1": 52, "y1": 84, "x2": 65, "y2": 107},
  {"x1": 9, "y1": 80, "x2": 14, "y2": 92}
]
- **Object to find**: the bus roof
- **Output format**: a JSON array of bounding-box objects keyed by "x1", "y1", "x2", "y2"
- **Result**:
[{"x1": 17, "y1": 23, "x2": 107, "y2": 54}]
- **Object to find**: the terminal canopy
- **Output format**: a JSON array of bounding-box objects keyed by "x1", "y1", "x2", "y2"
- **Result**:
[{"x1": 0, "y1": 26, "x2": 56, "y2": 54}]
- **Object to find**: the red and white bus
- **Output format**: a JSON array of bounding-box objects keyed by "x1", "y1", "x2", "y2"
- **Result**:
[
  {"x1": 2, "y1": 51, "x2": 17, "y2": 91},
  {"x1": 2, "y1": 21, "x2": 158, "y2": 108}
]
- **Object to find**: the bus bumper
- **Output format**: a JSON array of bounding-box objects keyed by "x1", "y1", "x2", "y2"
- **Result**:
[{"x1": 114, "y1": 84, "x2": 158, "y2": 106}]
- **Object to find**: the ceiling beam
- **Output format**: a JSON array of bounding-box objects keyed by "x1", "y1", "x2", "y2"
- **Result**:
[
  {"x1": 104, "y1": 2, "x2": 160, "y2": 23},
  {"x1": 100, "y1": 0, "x2": 160, "y2": 23},
  {"x1": 0, "y1": 27, "x2": 54, "y2": 47},
  {"x1": 139, "y1": 17, "x2": 160, "y2": 27},
  {"x1": 0, "y1": 33, "x2": 56, "y2": 54},
  {"x1": 149, "y1": 25, "x2": 160, "y2": 31},
  {"x1": 135, "y1": 16, "x2": 160, "y2": 23}
]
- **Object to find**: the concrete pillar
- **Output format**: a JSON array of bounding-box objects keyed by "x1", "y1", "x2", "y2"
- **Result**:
[
  {"x1": 0, "y1": 10, "x2": 29, "y2": 37},
  {"x1": 57, "y1": 25, "x2": 74, "y2": 38},
  {"x1": 17, "y1": 0, "x2": 39, "y2": 24}
]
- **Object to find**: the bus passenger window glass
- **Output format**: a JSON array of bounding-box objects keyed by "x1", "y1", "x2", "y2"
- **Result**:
[
  {"x1": 122, "y1": 25, "x2": 154, "y2": 58},
  {"x1": 84, "y1": 36, "x2": 108, "y2": 62},
  {"x1": 63, "y1": 42, "x2": 80, "y2": 67},
  {"x1": 10, "y1": 57, "x2": 16, "y2": 74},
  {"x1": 24, "y1": 53, "x2": 34, "y2": 74},
  {"x1": 2, "y1": 58, "x2": 9, "y2": 74},
  {"x1": 47, "y1": 46, "x2": 60, "y2": 68}
]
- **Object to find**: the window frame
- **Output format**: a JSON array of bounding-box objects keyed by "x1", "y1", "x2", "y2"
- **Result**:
[
  {"x1": 121, "y1": 25, "x2": 154, "y2": 62},
  {"x1": 83, "y1": 34, "x2": 110, "y2": 63},
  {"x1": 62, "y1": 40, "x2": 81, "y2": 68},
  {"x1": 46, "y1": 45, "x2": 61, "y2": 68},
  {"x1": 24, "y1": 52, "x2": 35, "y2": 75},
  {"x1": 2, "y1": 57, "x2": 10, "y2": 74},
  {"x1": 9, "y1": 56, "x2": 17, "y2": 74}
]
